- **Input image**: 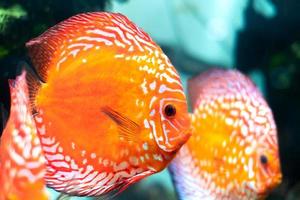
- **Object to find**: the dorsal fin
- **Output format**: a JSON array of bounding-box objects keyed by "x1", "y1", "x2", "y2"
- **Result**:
[
  {"x1": 25, "y1": 12, "x2": 154, "y2": 83},
  {"x1": 25, "y1": 19, "x2": 69, "y2": 82}
]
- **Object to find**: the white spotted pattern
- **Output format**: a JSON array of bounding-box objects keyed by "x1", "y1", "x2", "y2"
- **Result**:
[{"x1": 169, "y1": 69, "x2": 281, "y2": 200}]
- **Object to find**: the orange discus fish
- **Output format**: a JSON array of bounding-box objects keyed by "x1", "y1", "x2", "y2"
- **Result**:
[
  {"x1": 25, "y1": 12, "x2": 191, "y2": 196},
  {"x1": 169, "y1": 69, "x2": 282, "y2": 200},
  {"x1": 0, "y1": 71, "x2": 49, "y2": 200}
]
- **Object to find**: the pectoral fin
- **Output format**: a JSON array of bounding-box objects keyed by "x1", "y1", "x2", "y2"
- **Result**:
[{"x1": 101, "y1": 106, "x2": 140, "y2": 142}]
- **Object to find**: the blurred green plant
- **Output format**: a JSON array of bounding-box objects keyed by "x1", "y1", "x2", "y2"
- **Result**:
[
  {"x1": 0, "y1": 46, "x2": 9, "y2": 58},
  {"x1": 268, "y1": 41, "x2": 300, "y2": 90},
  {"x1": 291, "y1": 42, "x2": 300, "y2": 59},
  {"x1": 0, "y1": 4, "x2": 26, "y2": 33}
]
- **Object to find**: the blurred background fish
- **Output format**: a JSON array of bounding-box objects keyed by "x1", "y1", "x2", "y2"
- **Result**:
[
  {"x1": 0, "y1": 70, "x2": 49, "y2": 200},
  {"x1": 24, "y1": 11, "x2": 190, "y2": 197},
  {"x1": 169, "y1": 69, "x2": 282, "y2": 200}
]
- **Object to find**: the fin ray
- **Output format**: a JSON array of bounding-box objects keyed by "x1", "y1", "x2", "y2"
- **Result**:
[
  {"x1": 19, "y1": 62, "x2": 42, "y2": 114},
  {"x1": 101, "y1": 106, "x2": 140, "y2": 142}
]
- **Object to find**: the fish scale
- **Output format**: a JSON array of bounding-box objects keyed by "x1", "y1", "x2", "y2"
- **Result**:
[
  {"x1": 169, "y1": 69, "x2": 281, "y2": 200},
  {"x1": 24, "y1": 12, "x2": 191, "y2": 196}
]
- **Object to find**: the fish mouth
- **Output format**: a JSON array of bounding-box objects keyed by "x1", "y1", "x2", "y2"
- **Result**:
[
  {"x1": 177, "y1": 129, "x2": 192, "y2": 145},
  {"x1": 153, "y1": 111, "x2": 192, "y2": 153},
  {"x1": 168, "y1": 129, "x2": 191, "y2": 147},
  {"x1": 268, "y1": 175, "x2": 282, "y2": 192},
  {"x1": 254, "y1": 174, "x2": 282, "y2": 198},
  {"x1": 156, "y1": 129, "x2": 191, "y2": 156},
  {"x1": 256, "y1": 189, "x2": 268, "y2": 198}
]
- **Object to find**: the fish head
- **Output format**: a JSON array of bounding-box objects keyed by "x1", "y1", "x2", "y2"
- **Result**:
[
  {"x1": 150, "y1": 97, "x2": 191, "y2": 152},
  {"x1": 145, "y1": 67, "x2": 191, "y2": 157},
  {"x1": 222, "y1": 77, "x2": 282, "y2": 198},
  {"x1": 133, "y1": 60, "x2": 191, "y2": 172},
  {"x1": 243, "y1": 113, "x2": 282, "y2": 198}
]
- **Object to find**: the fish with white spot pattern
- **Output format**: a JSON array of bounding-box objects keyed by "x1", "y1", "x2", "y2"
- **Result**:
[
  {"x1": 24, "y1": 12, "x2": 191, "y2": 197},
  {"x1": 0, "y1": 71, "x2": 49, "y2": 200},
  {"x1": 169, "y1": 68, "x2": 282, "y2": 200}
]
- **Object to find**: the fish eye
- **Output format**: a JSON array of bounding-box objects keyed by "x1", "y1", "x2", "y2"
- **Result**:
[
  {"x1": 260, "y1": 154, "x2": 268, "y2": 165},
  {"x1": 164, "y1": 104, "x2": 176, "y2": 118}
]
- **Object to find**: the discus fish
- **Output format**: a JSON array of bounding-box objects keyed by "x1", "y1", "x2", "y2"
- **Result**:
[
  {"x1": 25, "y1": 12, "x2": 191, "y2": 196},
  {"x1": 169, "y1": 69, "x2": 282, "y2": 200},
  {"x1": 0, "y1": 71, "x2": 49, "y2": 200}
]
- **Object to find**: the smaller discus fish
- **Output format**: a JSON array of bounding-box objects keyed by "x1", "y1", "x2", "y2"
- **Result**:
[
  {"x1": 169, "y1": 68, "x2": 282, "y2": 200},
  {"x1": 0, "y1": 70, "x2": 49, "y2": 200}
]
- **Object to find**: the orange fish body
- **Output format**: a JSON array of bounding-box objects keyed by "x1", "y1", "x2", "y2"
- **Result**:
[
  {"x1": 25, "y1": 12, "x2": 190, "y2": 196},
  {"x1": 0, "y1": 71, "x2": 49, "y2": 200},
  {"x1": 169, "y1": 69, "x2": 282, "y2": 200}
]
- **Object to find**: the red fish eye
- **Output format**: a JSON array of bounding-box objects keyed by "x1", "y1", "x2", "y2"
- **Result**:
[
  {"x1": 260, "y1": 155, "x2": 268, "y2": 165},
  {"x1": 164, "y1": 104, "x2": 176, "y2": 117}
]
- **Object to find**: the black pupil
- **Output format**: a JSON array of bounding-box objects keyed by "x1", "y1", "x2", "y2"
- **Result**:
[
  {"x1": 260, "y1": 155, "x2": 268, "y2": 165},
  {"x1": 164, "y1": 104, "x2": 176, "y2": 117}
]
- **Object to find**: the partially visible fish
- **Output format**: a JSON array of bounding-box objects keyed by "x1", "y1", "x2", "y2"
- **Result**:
[
  {"x1": 169, "y1": 69, "x2": 282, "y2": 200},
  {"x1": 0, "y1": 70, "x2": 49, "y2": 200},
  {"x1": 25, "y1": 12, "x2": 191, "y2": 196}
]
